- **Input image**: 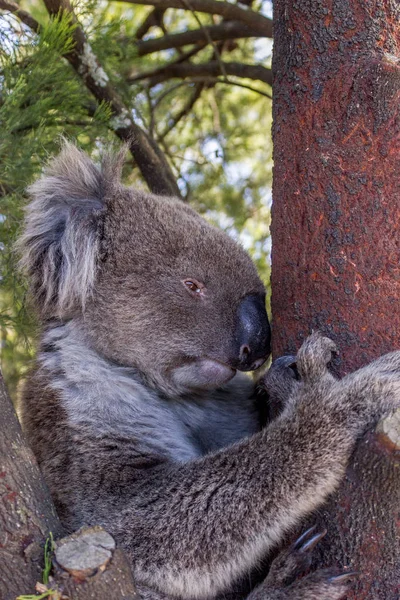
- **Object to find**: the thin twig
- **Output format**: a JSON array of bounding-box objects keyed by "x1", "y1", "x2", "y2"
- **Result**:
[
  {"x1": 159, "y1": 82, "x2": 205, "y2": 139},
  {"x1": 153, "y1": 81, "x2": 195, "y2": 108},
  {"x1": 155, "y1": 76, "x2": 272, "y2": 98},
  {"x1": 126, "y1": 44, "x2": 206, "y2": 82},
  {"x1": 179, "y1": 0, "x2": 227, "y2": 80}
]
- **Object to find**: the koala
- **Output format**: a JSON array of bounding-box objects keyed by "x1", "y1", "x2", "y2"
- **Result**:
[{"x1": 17, "y1": 143, "x2": 400, "y2": 600}]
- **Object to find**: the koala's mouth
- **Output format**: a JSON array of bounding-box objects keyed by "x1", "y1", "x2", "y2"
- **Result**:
[
  {"x1": 171, "y1": 358, "x2": 236, "y2": 391},
  {"x1": 236, "y1": 356, "x2": 268, "y2": 372}
]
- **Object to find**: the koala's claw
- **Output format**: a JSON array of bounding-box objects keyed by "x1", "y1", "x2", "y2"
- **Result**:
[
  {"x1": 296, "y1": 332, "x2": 338, "y2": 382},
  {"x1": 292, "y1": 524, "x2": 318, "y2": 549},
  {"x1": 264, "y1": 355, "x2": 296, "y2": 380},
  {"x1": 295, "y1": 526, "x2": 327, "y2": 553},
  {"x1": 329, "y1": 571, "x2": 359, "y2": 584},
  {"x1": 265, "y1": 526, "x2": 327, "y2": 588}
]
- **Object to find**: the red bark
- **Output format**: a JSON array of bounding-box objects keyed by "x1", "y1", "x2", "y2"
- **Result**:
[
  {"x1": 272, "y1": 0, "x2": 400, "y2": 369},
  {"x1": 271, "y1": 0, "x2": 400, "y2": 598}
]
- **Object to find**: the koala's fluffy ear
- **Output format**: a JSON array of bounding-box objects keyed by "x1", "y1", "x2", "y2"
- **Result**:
[{"x1": 18, "y1": 142, "x2": 124, "y2": 319}]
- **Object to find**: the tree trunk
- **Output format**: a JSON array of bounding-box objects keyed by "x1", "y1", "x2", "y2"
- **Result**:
[
  {"x1": 0, "y1": 372, "x2": 63, "y2": 599},
  {"x1": 271, "y1": 1, "x2": 400, "y2": 598},
  {"x1": 0, "y1": 375, "x2": 140, "y2": 599}
]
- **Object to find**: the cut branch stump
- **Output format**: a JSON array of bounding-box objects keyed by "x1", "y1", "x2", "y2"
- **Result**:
[{"x1": 51, "y1": 526, "x2": 138, "y2": 600}]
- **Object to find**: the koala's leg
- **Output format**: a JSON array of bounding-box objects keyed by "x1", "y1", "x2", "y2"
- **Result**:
[{"x1": 92, "y1": 334, "x2": 400, "y2": 599}]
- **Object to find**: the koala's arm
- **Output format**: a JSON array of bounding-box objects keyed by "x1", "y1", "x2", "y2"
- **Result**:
[{"x1": 81, "y1": 334, "x2": 400, "y2": 599}]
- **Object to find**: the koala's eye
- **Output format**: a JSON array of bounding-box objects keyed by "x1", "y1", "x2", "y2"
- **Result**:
[{"x1": 182, "y1": 279, "x2": 205, "y2": 297}]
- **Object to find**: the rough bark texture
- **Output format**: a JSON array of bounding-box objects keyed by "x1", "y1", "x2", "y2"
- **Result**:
[
  {"x1": 271, "y1": 1, "x2": 400, "y2": 598},
  {"x1": 271, "y1": 0, "x2": 400, "y2": 367},
  {"x1": 0, "y1": 372, "x2": 63, "y2": 600}
]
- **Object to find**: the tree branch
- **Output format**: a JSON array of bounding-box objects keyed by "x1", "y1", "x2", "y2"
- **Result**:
[
  {"x1": 159, "y1": 82, "x2": 205, "y2": 138},
  {"x1": 0, "y1": 0, "x2": 40, "y2": 32},
  {"x1": 135, "y1": 6, "x2": 166, "y2": 39},
  {"x1": 1, "y1": 0, "x2": 180, "y2": 196},
  {"x1": 134, "y1": 21, "x2": 266, "y2": 56},
  {"x1": 45, "y1": 0, "x2": 180, "y2": 196},
  {"x1": 0, "y1": 372, "x2": 64, "y2": 599},
  {"x1": 118, "y1": 0, "x2": 272, "y2": 36},
  {"x1": 134, "y1": 60, "x2": 272, "y2": 86},
  {"x1": 127, "y1": 42, "x2": 207, "y2": 83}
]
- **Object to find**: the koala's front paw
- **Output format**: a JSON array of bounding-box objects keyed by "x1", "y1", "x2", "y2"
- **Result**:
[
  {"x1": 296, "y1": 332, "x2": 338, "y2": 383},
  {"x1": 260, "y1": 355, "x2": 300, "y2": 420}
]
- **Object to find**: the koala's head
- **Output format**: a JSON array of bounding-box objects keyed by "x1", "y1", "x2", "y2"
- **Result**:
[{"x1": 19, "y1": 143, "x2": 270, "y2": 396}]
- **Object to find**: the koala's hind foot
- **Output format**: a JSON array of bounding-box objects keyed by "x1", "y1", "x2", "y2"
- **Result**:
[
  {"x1": 264, "y1": 525, "x2": 326, "y2": 588},
  {"x1": 249, "y1": 527, "x2": 356, "y2": 600},
  {"x1": 277, "y1": 570, "x2": 355, "y2": 600}
]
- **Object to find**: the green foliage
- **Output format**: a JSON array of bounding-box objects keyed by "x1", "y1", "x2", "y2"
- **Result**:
[
  {"x1": 15, "y1": 532, "x2": 56, "y2": 599},
  {"x1": 0, "y1": 10, "x2": 114, "y2": 397},
  {"x1": 16, "y1": 591, "x2": 56, "y2": 600},
  {"x1": 0, "y1": 0, "x2": 272, "y2": 398},
  {"x1": 43, "y1": 532, "x2": 55, "y2": 585}
]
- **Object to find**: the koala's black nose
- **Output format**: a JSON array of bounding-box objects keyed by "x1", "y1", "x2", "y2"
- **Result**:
[{"x1": 234, "y1": 294, "x2": 271, "y2": 371}]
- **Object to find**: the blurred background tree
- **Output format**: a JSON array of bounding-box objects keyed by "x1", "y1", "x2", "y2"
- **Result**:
[{"x1": 0, "y1": 0, "x2": 273, "y2": 398}]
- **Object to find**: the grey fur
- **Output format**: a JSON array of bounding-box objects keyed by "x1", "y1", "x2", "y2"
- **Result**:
[
  {"x1": 17, "y1": 143, "x2": 125, "y2": 318},
  {"x1": 18, "y1": 145, "x2": 400, "y2": 600}
]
